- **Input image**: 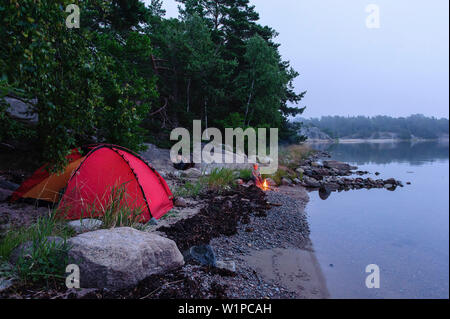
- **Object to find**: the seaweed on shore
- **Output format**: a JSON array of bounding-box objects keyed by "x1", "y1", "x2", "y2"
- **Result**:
[{"x1": 159, "y1": 185, "x2": 270, "y2": 251}]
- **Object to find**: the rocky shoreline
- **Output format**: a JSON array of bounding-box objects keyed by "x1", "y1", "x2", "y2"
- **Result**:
[{"x1": 283, "y1": 151, "x2": 405, "y2": 193}]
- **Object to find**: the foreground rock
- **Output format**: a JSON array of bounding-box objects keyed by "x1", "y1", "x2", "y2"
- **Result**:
[
  {"x1": 67, "y1": 219, "x2": 103, "y2": 234},
  {"x1": 68, "y1": 227, "x2": 184, "y2": 290}
]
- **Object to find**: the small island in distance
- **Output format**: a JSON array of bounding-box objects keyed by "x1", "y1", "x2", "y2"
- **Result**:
[{"x1": 295, "y1": 114, "x2": 449, "y2": 142}]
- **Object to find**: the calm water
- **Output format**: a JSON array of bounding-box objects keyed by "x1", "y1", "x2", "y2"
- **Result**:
[{"x1": 307, "y1": 141, "x2": 449, "y2": 299}]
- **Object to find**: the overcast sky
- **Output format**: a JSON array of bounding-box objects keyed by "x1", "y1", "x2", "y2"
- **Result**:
[{"x1": 147, "y1": 0, "x2": 449, "y2": 119}]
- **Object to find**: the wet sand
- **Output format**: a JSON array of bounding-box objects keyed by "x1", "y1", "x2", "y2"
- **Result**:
[{"x1": 243, "y1": 248, "x2": 329, "y2": 299}]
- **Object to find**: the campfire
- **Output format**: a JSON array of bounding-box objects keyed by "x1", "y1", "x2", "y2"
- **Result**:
[
  {"x1": 252, "y1": 164, "x2": 271, "y2": 192},
  {"x1": 261, "y1": 179, "x2": 270, "y2": 191}
]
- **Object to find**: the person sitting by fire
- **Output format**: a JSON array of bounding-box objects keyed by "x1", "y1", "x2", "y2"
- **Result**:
[{"x1": 252, "y1": 163, "x2": 264, "y2": 188}]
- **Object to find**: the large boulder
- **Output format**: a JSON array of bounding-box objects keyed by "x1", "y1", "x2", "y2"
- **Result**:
[{"x1": 68, "y1": 227, "x2": 184, "y2": 290}]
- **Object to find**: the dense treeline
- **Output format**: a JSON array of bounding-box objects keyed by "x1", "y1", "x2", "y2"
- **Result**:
[
  {"x1": 299, "y1": 115, "x2": 449, "y2": 140},
  {"x1": 0, "y1": 0, "x2": 305, "y2": 170}
]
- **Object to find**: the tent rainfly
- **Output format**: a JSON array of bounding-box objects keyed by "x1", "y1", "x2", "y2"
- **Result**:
[{"x1": 11, "y1": 144, "x2": 174, "y2": 222}]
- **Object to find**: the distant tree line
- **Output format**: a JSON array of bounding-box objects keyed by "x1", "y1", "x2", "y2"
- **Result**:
[
  {"x1": 0, "y1": 0, "x2": 306, "y2": 170},
  {"x1": 299, "y1": 115, "x2": 449, "y2": 140}
]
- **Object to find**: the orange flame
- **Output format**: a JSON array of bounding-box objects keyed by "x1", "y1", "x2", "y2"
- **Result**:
[{"x1": 261, "y1": 179, "x2": 269, "y2": 191}]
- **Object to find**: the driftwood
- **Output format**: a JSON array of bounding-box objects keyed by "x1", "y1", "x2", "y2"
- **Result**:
[{"x1": 267, "y1": 202, "x2": 283, "y2": 207}]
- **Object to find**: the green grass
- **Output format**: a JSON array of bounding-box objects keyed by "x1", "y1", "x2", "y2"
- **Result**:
[
  {"x1": 0, "y1": 214, "x2": 73, "y2": 261},
  {"x1": 175, "y1": 168, "x2": 237, "y2": 198},
  {"x1": 78, "y1": 182, "x2": 145, "y2": 229},
  {"x1": 238, "y1": 168, "x2": 253, "y2": 181},
  {"x1": 174, "y1": 180, "x2": 205, "y2": 198},
  {"x1": 159, "y1": 209, "x2": 180, "y2": 221},
  {"x1": 203, "y1": 168, "x2": 236, "y2": 191},
  {"x1": 0, "y1": 214, "x2": 73, "y2": 285}
]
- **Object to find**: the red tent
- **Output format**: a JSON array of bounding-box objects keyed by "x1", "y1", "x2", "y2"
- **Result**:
[{"x1": 11, "y1": 144, "x2": 174, "y2": 222}]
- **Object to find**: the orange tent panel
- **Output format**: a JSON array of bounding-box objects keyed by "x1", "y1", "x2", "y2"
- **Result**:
[{"x1": 21, "y1": 157, "x2": 85, "y2": 203}]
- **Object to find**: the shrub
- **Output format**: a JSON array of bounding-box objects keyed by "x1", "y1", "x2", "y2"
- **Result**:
[
  {"x1": 202, "y1": 168, "x2": 236, "y2": 191},
  {"x1": 238, "y1": 168, "x2": 253, "y2": 181},
  {"x1": 174, "y1": 168, "x2": 237, "y2": 198}
]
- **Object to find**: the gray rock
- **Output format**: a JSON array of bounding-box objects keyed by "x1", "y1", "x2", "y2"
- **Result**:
[
  {"x1": 10, "y1": 236, "x2": 64, "y2": 264},
  {"x1": 68, "y1": 227, "x2": 184, "y2": 290},
  {"x1": 295, "y1": 168, "x2": 304, "y2": 175},
  {"x1": 303, "y1": 176, "x2": 321, "y2": 188},
  {"x1": 281, "y1": 177, "x2": 292, "y2": 186},
  {"x1": 384, "y1": 184, "x2": 394, "y2": 189},
  {"x1": 297, "y1": 126, "x2": 333, "y2": 141},
  {"x1": 0, "y1": 188, "x2": 12, "y2": 202},
  {"x1": 174, "y1": 197, "x2": 187, "y2": 207},
  {"x1": 385, "y1": 178, "x2": 397, "y2": 185},
  {"x1": 181, "y1": 168, "x2": 202, "y2": 178},
  {"x1": 4, "y1": 97, "x2": 38, "y2": 124},
  {"x1": 67, "y1": 219, "x2": 103, "y2": 234},
  {"x1": 0, "y1": 278, "x2": 14, "y2": 292},
  {"x1": 311, "y1": 162, "x2": 320, "y2": 168},
  {"x1": 293, "y1": 178, "x2": 301, "y2": 184},
  {"x1": 184, "y1": 244, "x2": 216, "y2": 267},
  {"x1": 216, "y1": 260, "x2": 236, "y2": 272},
  {"x1": 323, "y1": 160, "x2": 353, "y2": 171},
  {"x1": 0, "y1": 180, "x2": 19, "y2": 191}
]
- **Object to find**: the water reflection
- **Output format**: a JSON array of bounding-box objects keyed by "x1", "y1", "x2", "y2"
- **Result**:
[
  {"x1": 306, "y1": 141, "x2": 450, "y2": 298},
  {"x1": 318, "y1": 186, "x2": 332, "y2": 200},
  {"x1": 309, "y1": 140, "x2": 449, "y2": 166}
]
